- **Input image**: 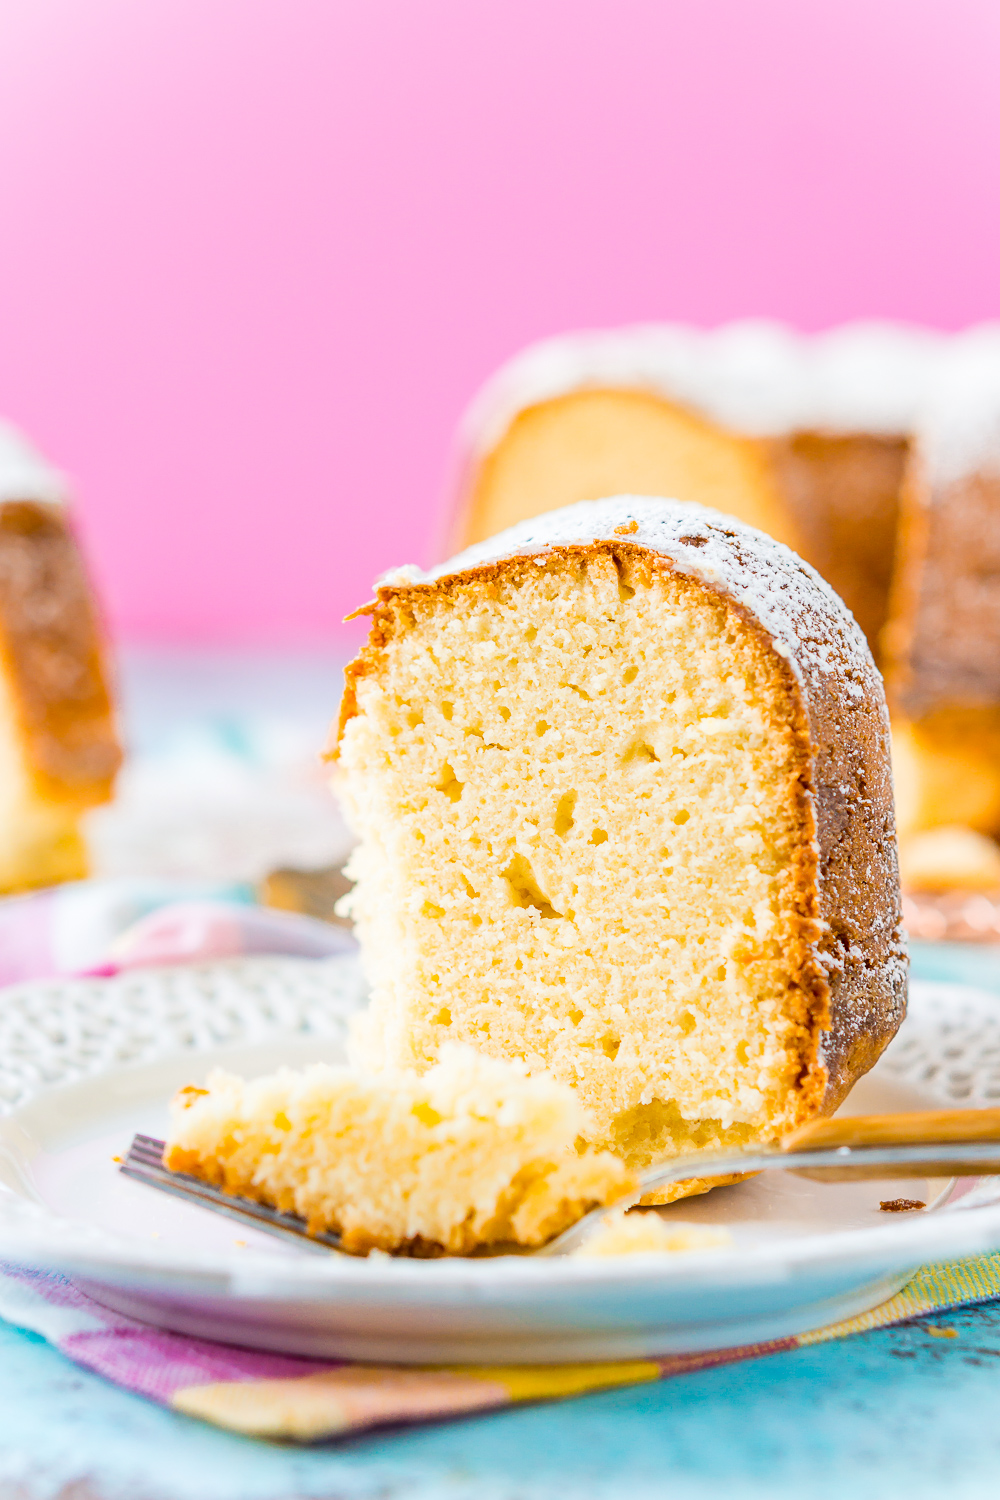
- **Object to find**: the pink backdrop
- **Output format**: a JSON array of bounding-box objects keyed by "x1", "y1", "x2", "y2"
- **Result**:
[{"x1": 0, "y1": 0, "x2": 997, "y2": 644}]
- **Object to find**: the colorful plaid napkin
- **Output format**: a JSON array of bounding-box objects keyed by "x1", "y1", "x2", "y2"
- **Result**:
[{"x1": 2, "y1": 1255, "x2": 999, "y2": 1443}]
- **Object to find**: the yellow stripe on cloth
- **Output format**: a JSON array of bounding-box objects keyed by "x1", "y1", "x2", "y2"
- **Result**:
[
  {"x1": 172, "y1": 1358, "x2": 659, "y2": 1440},
  {"x1": 799, "y1": 1252, "x2": 1000, "y2": 1345},
  {"x1": 173, "y1": 1365, "x2": 510, "y2": 1440},
  {"x1": 442, "y1": 1360, "x2": 662, "y2": 1401}
]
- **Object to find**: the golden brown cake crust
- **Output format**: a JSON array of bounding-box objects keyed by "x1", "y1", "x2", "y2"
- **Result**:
[
  {"x1": 0, "y1": 500, "x2": 121, "y2": 802},
  {"x1": 336, "y1": 498, "x2": 906, "y2": 1125}
]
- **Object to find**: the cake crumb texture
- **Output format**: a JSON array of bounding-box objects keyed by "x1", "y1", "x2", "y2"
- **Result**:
[{"x1": 164, "y1": 1046, "x2": 634, "y2": 1255}]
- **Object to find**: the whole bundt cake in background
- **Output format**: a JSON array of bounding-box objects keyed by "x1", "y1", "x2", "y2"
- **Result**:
[{"x1": 332, "y1": 497, "x2": 906, "y2": 1195}]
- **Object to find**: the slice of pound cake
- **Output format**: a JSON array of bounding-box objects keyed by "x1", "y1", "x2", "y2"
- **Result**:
[
  {"x1": 333, "y1": 497, "x2": 906, "y2": 1192},
  {"x1": 164, "y1": 1046, "x2": 634, "y2": 1254}
]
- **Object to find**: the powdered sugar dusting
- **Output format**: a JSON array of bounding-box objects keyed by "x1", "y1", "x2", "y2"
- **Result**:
[
  {"x1": 457, "y1": 322, "x2": 805, "y2": 455},
  {"x1": 919, "y1": 327, "x2": 1000, "y2": 488},
  {"x1": 0, "y1": 421, "x2": 66, "y2": 506}
]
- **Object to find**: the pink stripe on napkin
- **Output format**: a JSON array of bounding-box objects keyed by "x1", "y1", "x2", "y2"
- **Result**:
[{"x1": 4, "y1": 1265, "x2": 341, "y2": 1402}]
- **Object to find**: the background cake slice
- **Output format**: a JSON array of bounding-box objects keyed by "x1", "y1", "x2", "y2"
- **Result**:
[
  {"x1": 0, "y1": 423, "x2": 121, "y2": 892},
  {"x1": 333, "y1": 497, "x2": 906, "y2": 1190}
]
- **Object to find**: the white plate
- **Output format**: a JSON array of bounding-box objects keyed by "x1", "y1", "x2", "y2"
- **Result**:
[{"x1": 2, "y1": 956, "x2": 1000, "y2": 1365}]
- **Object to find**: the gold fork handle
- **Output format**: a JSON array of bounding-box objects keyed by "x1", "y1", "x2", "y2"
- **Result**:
[{"x1": 783, "y1": 1107, "x2": 1000, "y2": 1152}]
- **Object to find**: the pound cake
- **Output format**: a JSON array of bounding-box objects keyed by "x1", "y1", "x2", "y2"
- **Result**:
[
  {"x1": 164, "y1": 1046, "x2": 634, "y2": 1254},
  {"x1": 445, "y1": 322, "x2": 1000, "y2": 849},
  {"x1": 0, "y1": 424, "x2": 121, "y2": 892},
  {"x1": 333, "y1": 497, "x2": 906, "y2": 1190}
]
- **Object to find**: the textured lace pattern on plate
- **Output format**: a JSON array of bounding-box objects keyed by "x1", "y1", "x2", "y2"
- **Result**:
[
  {"x1": 878, "y1": 980, "x2": 1000, "y2": 1107},
  {"x1": 0, "y1": 955, "x2": 367, "y2": 1112}
]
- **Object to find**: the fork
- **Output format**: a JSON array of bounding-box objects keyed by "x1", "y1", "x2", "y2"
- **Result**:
[
  {"x1": 120, "y1": 1107, "x2": 1000, "y2": 1259},
  {"x1": 121, "y1": 1134, "x2": 346, "y2": 1255}
]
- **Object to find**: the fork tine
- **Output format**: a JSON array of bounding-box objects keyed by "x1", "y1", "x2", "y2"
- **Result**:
[
  {"x1": 127, "y1": 1136, "x2": 168, "y2": 1166},
  {"x1": 121, "y1": 1159, "x2": 346, "y2": 1251},
  {"x1": 119, "y1": 1133, "x2": 348, "y2": 1255}
]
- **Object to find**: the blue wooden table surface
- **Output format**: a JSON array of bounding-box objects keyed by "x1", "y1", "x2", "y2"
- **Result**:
[
  {"x1": 2, "y1": 941, "x2": 999, "y2": 1500},
  {"x1": 3, "y1": 1302, "x2": 1000, "y2": 1500}
]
